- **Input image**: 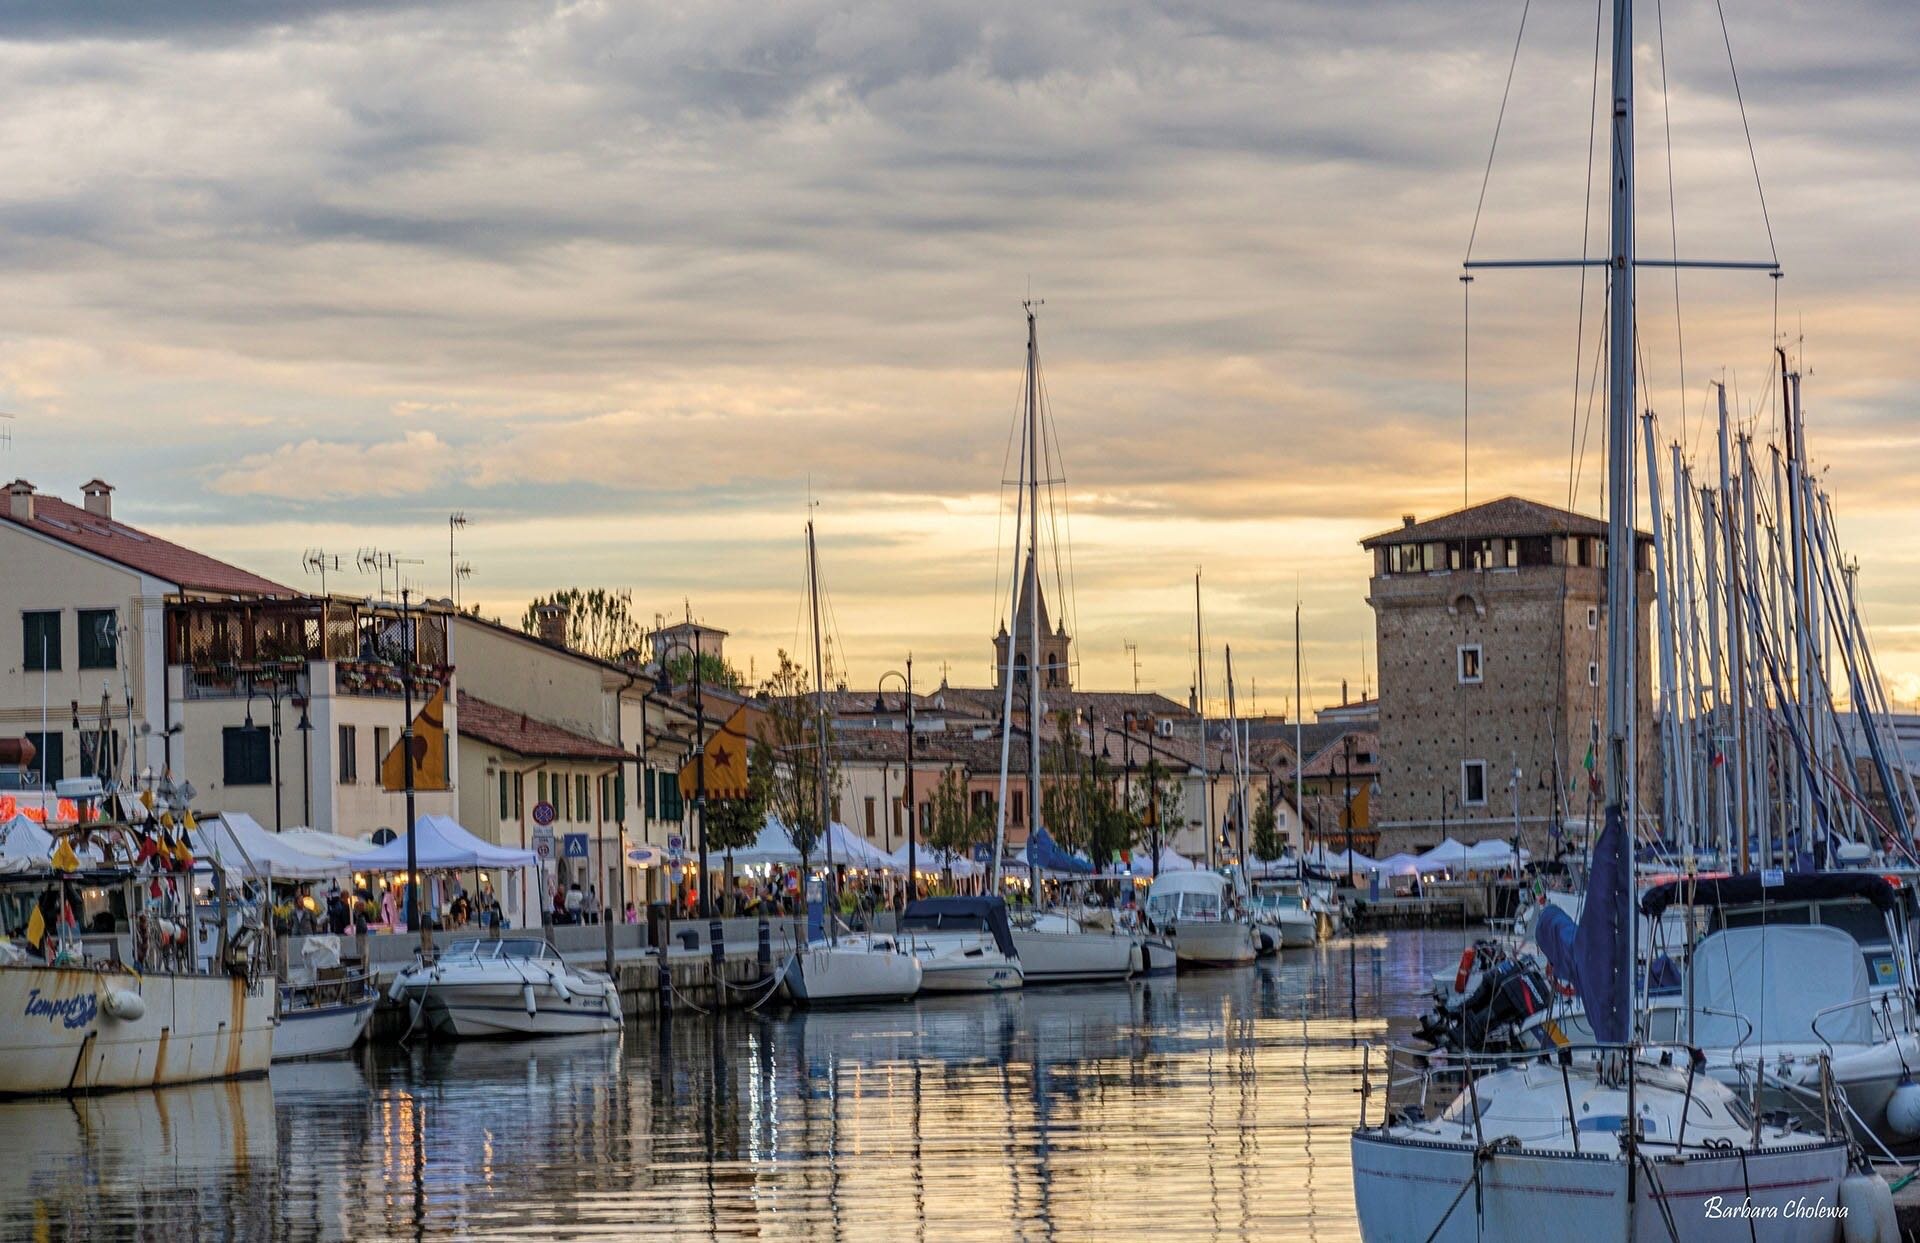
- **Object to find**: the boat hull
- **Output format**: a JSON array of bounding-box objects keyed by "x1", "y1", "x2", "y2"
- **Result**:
[
  {"x1": 1169, "y1": 921, "x2": 1256, "y2": 967},
  {"x1": 784, "y1": 945, "x2": 923, "y2": 1004},
  {"x1": 916, "y1": 952, "x2": 1024, "y2": 993},
  {"x1": 1351, "y1": 1131, "x2": 1848, "y2": 1242},
  {"x1": 400, "y1": 978, "x2": 621, "y2": 1039},
  {"x1": 271, "y1": 998, "x2": 375, "y2": 1060},
  {"x1": 1010, "y1": 928, "x2": 1135, "y2": 984},
  {"x1": 1136, "y1": 936, "x2": 1179, "y2": 975},
  {"x1": 0, "y1": 964, "x2": 274, "y2": 1096}
]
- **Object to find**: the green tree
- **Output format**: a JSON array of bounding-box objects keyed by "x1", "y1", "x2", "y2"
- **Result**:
[
  {"x1": 520, "y1": 588, "x2": 645, "y2": 660},
  {"x1": 923, "y1": 768, "x2": 992, "y2": 876},
  {"x1": 1251, "y1": 799, "x2": 1284, "y2": 864},
  {"x1": 1130, "y1": 756, "x2": 1184, "y2": 871},
  {"x1": 758, "y1": 651, "x2": 837, "y2": 882},
  {"x1": 662, "y1": 650, "x2": 744, "y2": 692}
]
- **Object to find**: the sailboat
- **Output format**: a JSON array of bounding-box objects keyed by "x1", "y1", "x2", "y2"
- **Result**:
[
  {"x1": 782, "y1": 518, "x2": 925, "y2": 1005},
  {"x1": 1349, "y1": 0, "x2": 1854, "y2": 1235},
  {"x1": 988, "y1": 303, "x2": 1137, "y2": 986}
]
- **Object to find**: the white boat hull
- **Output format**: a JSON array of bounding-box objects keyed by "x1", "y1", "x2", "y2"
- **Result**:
[
  {"x1": 271, "y1": 998, "x2": 374, "y2": 1060},
  {"x1": 916, "y1": 948, "x2": 1023, "y2": 993},
  {"x1": 402, "y1": 978, "x2": 621, "y2": 1038},
  {"x1": 1270, "y1": 911, "x2": 1318, "y2": 948},
  {"x1": 1169, "y1": 920, "x2": 1256, "y2": 967},
  {"x1": 1010, "y1": 928, "x2": 1134, "y2": 984},
  {"x1": 0, "y1": 964, "x2": 274, "y2": 1095},
  {"x1": 784, "y1": 944, "x2": 923, "y2": 1004},
  {"x1": 1352, "y1": 1131, "x2": 1848, "y2": 1242},
  {"x1": 1136, "y1": 936, "x2": 1178, "y2": 975}
]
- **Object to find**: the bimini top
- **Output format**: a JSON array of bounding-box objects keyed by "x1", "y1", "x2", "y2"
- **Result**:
[
  {"x1": 1639, "y1": 871, "x2": 1897, "y2": 918},
  {"x1": 901, "y1": 897, "x2": 1016, "y2": 958},
  {"x1": 1148, "y1": 870, "x2": 1234, "y2": 899}
]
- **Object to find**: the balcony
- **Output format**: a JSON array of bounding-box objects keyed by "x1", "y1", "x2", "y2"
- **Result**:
[{"x1": 169, "y1": 597, "x2": 452, "y2": 701}]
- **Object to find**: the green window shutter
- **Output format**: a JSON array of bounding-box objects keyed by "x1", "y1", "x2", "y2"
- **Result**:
[
  {"x1": 644, "y1": 766, "x2": 657, "y2": 818},
  {"x1": 499, "y1": 771, "x2": 510, "y2": 821},
  {"x1": 614, "y1": 771, "x2": 626, "y2": 821}
]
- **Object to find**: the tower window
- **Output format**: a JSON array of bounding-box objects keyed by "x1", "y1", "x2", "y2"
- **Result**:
[
  {"x1": 1586, "y1": 606, "x2": 1598, "y2": 630},
  {"x1": 1588, "y1": 662, "x2": 1600, "y2": 687},
  {"x1": 1461, "y1": 760, "x2": 1487, "y2": 807},
  {"x1": 1457, "y1": 645, "x2": 1483, "y2": 684}
]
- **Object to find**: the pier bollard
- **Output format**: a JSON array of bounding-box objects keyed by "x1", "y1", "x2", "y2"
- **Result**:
[
  {"x1": 657, "y1": 944, "x2": 672, "y2": 1016},
  {"x1": 757, "y1": 920, "x2": 771, "y2": 970},
  {"x1": 709, "y1": 919, "x2": 725, "y2": 970}
]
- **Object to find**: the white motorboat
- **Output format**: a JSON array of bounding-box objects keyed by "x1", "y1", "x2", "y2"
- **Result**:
[
  {"x1": 1250, "y1": 882, "x2": 1319, "y2": 949},
  {"x1": 1010, "y1": 910, "x2": 1135, "y2": 984},
  {"x1": 272, "y1": 970, "x2": 376, "y2": 1060},
  {"x1": 899, "y1": 897, "x2": 1024, "y2": 993},
  {"x1": 1146, "y1": 872, "x2": 1255, "y2": 967},
  {"x1": 783, "y1": 935, "x2": 923, "y2": 1004},
  {"x1": 390, "y1": 937, "x2": 621, "y2": 1038}
]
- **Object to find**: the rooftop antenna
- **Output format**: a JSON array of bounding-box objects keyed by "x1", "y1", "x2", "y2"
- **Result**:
[
  {"x1": 448, "y1": 512, "x2": 470, "y2": 608},
  {"x1": 357, "y1": 548, "x2": 422, "y2": 600},
  {"x1": 1124, "y1": 640, "x2": 1141, "y2": 694},
  {"x1": 0, "y1": 411, "x2": 14, "y2": 454},
  {"x1": 302, "y1": 549, "x2": 344, "y2": 597}
]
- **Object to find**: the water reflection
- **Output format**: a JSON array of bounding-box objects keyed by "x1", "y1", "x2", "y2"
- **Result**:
[{"x1": 0, "y1": 928, "x2": 1468, "y2": 1241}]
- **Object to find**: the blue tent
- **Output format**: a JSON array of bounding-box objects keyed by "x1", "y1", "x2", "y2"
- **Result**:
[{"x1": 1025, "y1": 825, "x2": 1092, "y2": 875}]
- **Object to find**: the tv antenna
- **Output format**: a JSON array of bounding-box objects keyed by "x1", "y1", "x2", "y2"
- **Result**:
[
  {"x1": 1123, "y1": 640, "x2": 1141, "y2": 694},
  {"x1": 0, "y1": 411, "x2": 14, "y2": 454},
  {"x1": 302, "y1": 549, "x2": 344, "y2": 596},
  {"x1": 448, "y1": 512, "x2": 472, "y2": 608},
  {"x1": 357, "y1": 548, "x2": 421, "y2": 600}
]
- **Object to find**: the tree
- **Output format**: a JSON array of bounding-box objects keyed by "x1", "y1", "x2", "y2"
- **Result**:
[
  {"x1": 1251, "y1": 798, "x2": 1284, "y2": 865},
  {"x1": 923, "y1": 768, "x2": 992, "y2": 876},
  {"x1": 758, "y1": 650, "x2": 837, "y2": 884},
  {"x1": 519, "y1": 588, "x2": 646, "y2": 661},
  {"x1": 1131, "y1": 756, "x2": 1184, "y2": 871},
  {"x1": 663, "y1": 650, "x2": 744, "y2": 692}
]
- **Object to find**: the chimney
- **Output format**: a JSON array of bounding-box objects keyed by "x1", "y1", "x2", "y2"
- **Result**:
[
  {"x1": 80, "y1": 479, "x2": 113, "y2": 520},
  {"x1": 1401, "y1": 513, "x2": 1416, "y2": 528},
  {"x1": 6, "y1": 479, "x2": 34, "y2": 523},
  {"x1": 535, "y1": 603, "x2": 567, "y2": 648},
  {"x1": 1341, "y1": 678, "x2": 1348, "y2": 705}
]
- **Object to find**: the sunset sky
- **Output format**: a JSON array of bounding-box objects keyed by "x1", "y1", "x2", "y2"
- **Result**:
[{"x1": 5, "y1": 0, "x2": 1918, "y2": 711}]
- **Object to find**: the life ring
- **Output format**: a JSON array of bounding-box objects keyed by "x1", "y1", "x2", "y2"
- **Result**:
[{"x1": 1453, "y1": 948, "x2": 1476, "y2": 993}]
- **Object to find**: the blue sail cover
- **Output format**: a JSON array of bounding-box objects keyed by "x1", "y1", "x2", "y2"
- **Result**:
[
  {"x1": 1027, "y1": 825, "x2": 1093, "y2": 874},
  {"x1": 1536, "y1": 804, "x2": 1632, "y2": 1044}
]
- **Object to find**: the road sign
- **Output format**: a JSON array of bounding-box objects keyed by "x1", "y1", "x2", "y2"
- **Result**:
[
  {"x1": 666, "y1": 833, "x2": 684, "y2": 859},
  {"x1": 563, "y1": 832, "x2": 589, "y2": 860},
  {"x1": 1761, "y1": 867, "x2": 1784, "y2": 888},
  {"x1": 531, "y1": 836, "x2": 554, "y2": 864},
  {"x1": 532, "y1": 801, "x2": 556, "y2": 826}
]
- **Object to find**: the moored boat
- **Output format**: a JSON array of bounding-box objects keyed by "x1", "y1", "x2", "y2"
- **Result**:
[
  {"x1": 390, "y1": 937, "x2": 621, "y2": 1038},
  {"x1": 900, "y1": 896, "x2": 1024, "y2": 993},
  {"x1": 784, "y1": 936, "x2": 923, "y2": 1004},
  {"x1": 1146, "y1": 871, "x2": 1255, "y2": 967},
  {"x1": 1010, "y1": 910, "x2": 1135, "y2": 984}
]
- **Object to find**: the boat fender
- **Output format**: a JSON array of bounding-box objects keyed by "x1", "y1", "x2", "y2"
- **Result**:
[
  {"x1": 388, "y1": 973, "x2": 409, "y2": 1002},
  {"x1": 1838, "y1": 1170, "x2": 1898, "y2": 1243},
  {"x1": 1885, "y1": 1078, "x2": 1920, "y2": 1139},
  {"x1": 102, "y1": 988, "x2": 145, "y2": 1021},
  {"x1": 522, "y1": 983, "x2": 538, "y2": 1017},
  {"x1": 1128, "y1": 943, "x2": 1144, "y2": 976},
  {"x1": 1453, "y1": 948, "x2": 1475, "y2": 994},
  {"x1": 550, "y1": 971, "x2": 572, "y2": 1002}
]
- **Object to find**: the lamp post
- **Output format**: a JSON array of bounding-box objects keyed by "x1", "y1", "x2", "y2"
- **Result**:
[
  {"x1": 242, "y1": 661, "x2": 304, "y2": 831},
  {"x1": 1341, "y1": 734, "x2": 1356, "y2": 889},
  {"x1": 399, "y1": 588, "x2": 424, "y2": 953},
  {"x1": 295, "y1": 694, "x2": 313, "y2": 827},
  {"x1": 877, "y1": 659, "x2": 915, "y2": 905},
  {"x1": 653, "y1": 634, "x2": 709, "y2": 918}
]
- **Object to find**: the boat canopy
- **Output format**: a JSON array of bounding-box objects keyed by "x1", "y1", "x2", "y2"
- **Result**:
[
  {"x1": 1639, "y1": 872, "x2": 1898, "y2": 918},
  {"x1": 901, "y1": 896, "x2": 1016, "y2": 958},
  {"x1": 1147, "y1": 870, "x2": 1231, "y2": 898},
  {"x1": 345, "y1": 813, "x2": 538, "y2": 871},
  {"x1": 1690, "y1": 924, "x2": 1875, "y2": 1049}
]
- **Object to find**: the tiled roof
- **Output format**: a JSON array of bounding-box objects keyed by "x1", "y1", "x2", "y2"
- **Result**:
[
  {"x1": 456, "y1": 691, "x2": 630, "y2": 762},
  {"x1": 1299, "y1": 729, "x2": 1378, "y2": 778},
  {"x1": 1361, "y1": 496, "x2": 1609, "y2": 548},
  {"x1": 2, "y1": 487, "x2": 290, "y2": 596}
]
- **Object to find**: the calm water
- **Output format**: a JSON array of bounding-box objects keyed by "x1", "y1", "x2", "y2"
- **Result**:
[{"x1": 0, "y1": 928, "x2": 1470, "y2": 1242}]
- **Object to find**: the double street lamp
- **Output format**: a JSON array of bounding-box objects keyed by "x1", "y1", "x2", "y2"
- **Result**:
[
  {"x1": 653, "y1": 634, "x2": 710, "y2": 918},
  {"x1": 876, "y1": 658, "x2": 916, "y2": 906}
]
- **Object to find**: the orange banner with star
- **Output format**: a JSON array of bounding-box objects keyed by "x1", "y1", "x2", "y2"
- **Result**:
[{"x1": 679, "y1": 705, "x2": 754, "y2": 802}]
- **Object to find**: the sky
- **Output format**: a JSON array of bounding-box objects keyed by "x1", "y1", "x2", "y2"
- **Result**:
[{"x1": 4, "y1": 0, "x2": 1919, "y2": 712}]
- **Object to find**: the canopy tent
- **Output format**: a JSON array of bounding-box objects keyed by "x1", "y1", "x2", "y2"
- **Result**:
[
  {"x1": 1128, "y1": 847, "x2": 1195, "y2": 878},
  {"x1": 1374, "y1": 852, "x2": 1452, "y2": 877},
  {"x1": 821, "y1": 822, "x2": 895, "y2": 871},
  {"x1": 0, "y1": 813, "x2": 53, "y2": 871},
  {"x1": 203, "y1": 813, "x2": 347, "y2": 881},
  {"x1": 726, "y1": 818, "x2": 894, "y2": 871},
  {"x1": 885, "y1": 843, "x2": 981, "y2": 878},
  {"x1": 278, "y1": 827, "x2": 374, "y2": 862},
  {"x1": 1463, "y1": 839, "x2": 1530, "y2": 867},
  {"x1": 1416, "y1": 837, "x2": 1475, "y2": 868},
  {"x1": 345, "y1": 814, "x2": 538, "y2": 871},
  {"x1": 1016, "y1": 825, "x2": 1094, "y2": 876},
  {"x1": 1306, "y1": 845, "x2": 1378, "y2": 875}
]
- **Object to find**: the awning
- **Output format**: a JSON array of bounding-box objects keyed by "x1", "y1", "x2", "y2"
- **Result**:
[
  {"x1": 203, "y1": 813, "x2": 348, "y2": 881},
  {"x1": 345, "y1": 814, "x2": 538, "y2": 871}
]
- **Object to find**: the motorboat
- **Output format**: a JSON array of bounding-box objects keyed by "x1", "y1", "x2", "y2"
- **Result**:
[
  {"x1": 389, "y1": 937, "x2": 621, "y2": 1038},
  {"x1": 898, "y1": 897, "x2": 1024, "y2": 993},
  {"x1": 783, "y1": 934, "x2": 924, "y2": 1004},
  {"x1": 1249, "y1": 881, "x2": 1319, "y2": 949},
  {"x1": 1009, "y1": 909, "x2": 1136, "y2": 984},
  {"x1": 1145, "y1": 872, "x2": 1255, "y2": 967},
  {"x1": 272, "y1": 970, "x2": 376, "y2": 1060}
]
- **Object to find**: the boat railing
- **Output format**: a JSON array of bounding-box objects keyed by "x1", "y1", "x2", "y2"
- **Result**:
[{"x1": 1808, "y1": 992, "x2": 1894, "y2": 1055}]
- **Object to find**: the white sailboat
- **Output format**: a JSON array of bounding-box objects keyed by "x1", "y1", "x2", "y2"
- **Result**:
[
  {"x1": 1350, "y1": 0, "x2": 1858, "y2": 1235},
  {"x1": 783, "y1": 517, "x2": 928, "y2": 1005}
]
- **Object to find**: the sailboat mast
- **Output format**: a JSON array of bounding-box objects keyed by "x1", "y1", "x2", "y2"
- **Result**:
[
  {"x1": 1195, "y1": 571, "x2": 1212, "y2": 871},
  {"x1": 807, "y1": 518, "x2": 838, "y2": 939},
  {"x1": 1294, "y1": 601, "x2": 1304, "y2": 853},
  {"x1": 1226, "y1": 645, "x2": 1246, "y2": 879},
  {"x1": 1026, "y1": 304, "x2": 1044, "y2": 900}
]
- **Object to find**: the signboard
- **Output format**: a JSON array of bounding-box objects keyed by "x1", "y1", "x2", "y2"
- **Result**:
[
  {"x1": 971, "y1": 844, "x2": 992, "y2": 865},
  {"x1": 531, "y1": 825, "x2": 555, "y2": 864},
  {"x1": 563, "y1": 832, "x2": 589, "y2": 860},
  {"x1": 625, "y1": 845, "x2": 663, "y2": 869},
  {"x1": 532, "y1": 801, "x2": 557, "y2": 826},
  {"x1": 666, "y1": 833, "x2": 684, "y2": 860},
  {"x1": 1761, "y1": 867, "x2": 1785, "y2": 888}
]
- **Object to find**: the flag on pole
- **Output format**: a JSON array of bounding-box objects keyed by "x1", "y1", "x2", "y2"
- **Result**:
[{"x1": 49, "y1": 837, "x2": 79, "y2": 872}]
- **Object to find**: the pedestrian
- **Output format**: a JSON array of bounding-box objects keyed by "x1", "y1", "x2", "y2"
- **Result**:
[
  {"x1": 565, "y1": 881, "x2": 585, "y2": 923},
  {"x1": 584, "y1": 885, "x2": 600, "y2": 925}
]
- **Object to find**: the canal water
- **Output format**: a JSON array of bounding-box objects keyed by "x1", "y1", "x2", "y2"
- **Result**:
[{"x1": 0, "y1": 928, "x2": 1470, "y2": 1241}]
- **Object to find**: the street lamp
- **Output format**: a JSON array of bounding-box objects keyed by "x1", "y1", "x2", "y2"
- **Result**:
[
  {"x1": 1341, "y1": 734, "x2": 1356, "y2": 889},
  {"x1": 877, "y1": 659, "x2": 915, "y2": 905},
  {"x1": 241, "y1": 660, "x2": 305, "y2": 831},
  {"x1": 294, "y1": 693, "x2": 313, "y2": 827},
  {"x1": 653, "y1": 633, "x2": 709, "y2": 918}
]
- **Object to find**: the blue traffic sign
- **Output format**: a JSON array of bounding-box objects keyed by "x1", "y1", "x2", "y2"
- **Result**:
[{"x1": 563, "y1": 832, "x2": 590, "y2": 859}]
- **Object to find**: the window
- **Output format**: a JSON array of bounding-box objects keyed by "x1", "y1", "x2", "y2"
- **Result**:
[
  {"x1": 374, "y1": 727, "x2": 390, "y2": 774},
  {"x1": 223, "y1": 726, "x2": 271, "y2": 786},
  {"x1": 1458, "y1": 645, "x2": 1483, "y2": 684},
  {"x1": 576, "y1": 774, "x2": 589, "y2": 820},
  {"x1": 1516, "y1": 536, "x2": 1554, "y2": 567},
  {"x1": 1588, "y1": 662, "x2": 1600, "y2": 687},
  {"x1": 659, "y1": 771, "x2": 684, "y2": 821},
  {"x1": 25, "y1": 731, "x2": 62, "y2": 785},
  {"x1": 1461, "y1": 760, "x2": 1487, "y2": 807},
  {"x1": 1011, "y1": 789, "x2": 1025, "y2": 826},
  {"x1": 513, "y1": 772, "x2": 524, "y2": 818},
  {"x1": 537, "y1": 771, "x2": 548, "y2": 807},
  {"x1": 864, "y1": 796, "x2": 876, "y2": 837},
  {"x1": 339, "y1": 725, "x2": 358, "y2": 784},
  {"x1": 612, "y1": 771, "x2": 625, "y2": 821},
  {"x1": 1586, "y1": 606, "x2": 1599, "y2": 630},
  {"x1": 892, "y1": 797, "x2": 903, "y2": 835},
  {"x1": 644, "y1": 766, "x2": 657, "y2": 818},
  {"x1": 22, "y1": 611, "x2": 59, "y2": 671},
  {"x1": 77, "y1": 609, "x2": 117, "y2": 669},
  {"x1": 500, "y1": 771, "x2": 512, "y2": 821}
]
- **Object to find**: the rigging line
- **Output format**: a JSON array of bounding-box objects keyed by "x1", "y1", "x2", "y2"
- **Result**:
[
  {"x1": 1463, "y1": 0, "x2": 1535, "y2": 264},
  {"x1": 1567, "y1": 0, "x2": 1607, "y2": 515},
  {"x1": 1712, "y1": 0, "x2": 1780, "y2": 264},
  {"x1": 1033, "y1": 352, "x2": 1072, "y2": 657},
  {"x1": 1036, "y1": 356, "x2": 1082, "y2": 672},
  {"x1": 991, "y1": 346, "x2": 1027, "y2": 651},
  {"x1": 1654, "y1": 0, "x2": 1691, "y2": 459}
]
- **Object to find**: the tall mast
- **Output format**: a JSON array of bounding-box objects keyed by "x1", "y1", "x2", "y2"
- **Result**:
[
  {"x1": 1195, "y1": 571, "x2": 1212, "y2": 871},
  {"x1": 1026, "y1": 304, "x2": 1045, "y2": 900},
  {"x1": 1601, "y1": 0, "x2": 1639, "y2": 1032},
  {"x1": 1294, "y1": 601, "x2": 1304, "y2": 852},
  {"x1": 1226, "y1": 645, "x2": 1245, "y2": 884},
  {"x1": 807, "y1": 518, "x2": 837, "y2": 942}
]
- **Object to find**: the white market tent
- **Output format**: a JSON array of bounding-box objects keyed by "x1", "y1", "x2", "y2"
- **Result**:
[
  {"x1": 1416, "y1": 837, "x2": 1475, "y2": 868},
  {"x1": 723, "y1": 819, "x2": 803, "y2": 867},
  {"x1": 1307, "y1": 845, "x2": 1378, "y2": 875},
  {"x1": 1374, "y1": 851, "x2": 1453, "y2": 877},
  {"x1": 1465, "y1": 839, "x2": 1530, "y2": 866},
  {"x1": 204, "y1": 813, "x2": 348, "y2": 882},
  {"x1": 0, "y1": 813, "x2": 53, "y2": 871},
  {"x1": 345, "y1": 814, "x2": 538, "y2": 871},
  {"x1": 726, "y1": 818, "x2": 896, "y2": 871},
  {"x1": 886, "y1": 843, "x2": 980, "y2": 877},
  {"x1": 279, "y1": 827, "x2": 375, "y2": 862},
  {"x1": 1129, "y1": 847, "x2": 1196, "y2": 878}
]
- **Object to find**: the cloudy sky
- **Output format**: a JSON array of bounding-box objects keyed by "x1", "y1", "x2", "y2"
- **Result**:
[{"x1": 5, "y1": 0, "x2": 1919, "y2": 709}]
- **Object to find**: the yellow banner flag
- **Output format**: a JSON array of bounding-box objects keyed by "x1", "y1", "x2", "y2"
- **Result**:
[
  {"x1": 49, "y1": 837, "x2": 79, "y2": 873},
  {"x1": 681, "y1": 705, "x2": 755, "y2": 802},
  {"x1": 381, "y1": 686, "x2": 451, "y2": 792},
  {"x1": 24, "y1": 904, "x2": 44, "y2": 948}
]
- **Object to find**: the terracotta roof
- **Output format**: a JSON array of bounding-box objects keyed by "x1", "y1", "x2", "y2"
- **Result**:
[
  {"x1": 456, "y1": 691, "x2": 630, "y2": 762},
  {"x1": 1, "y1": 486, "x2": 290, "y2": 596},
  {"x1": 1361, "y1": 496, "x2": 1609, "y2": 549}
]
